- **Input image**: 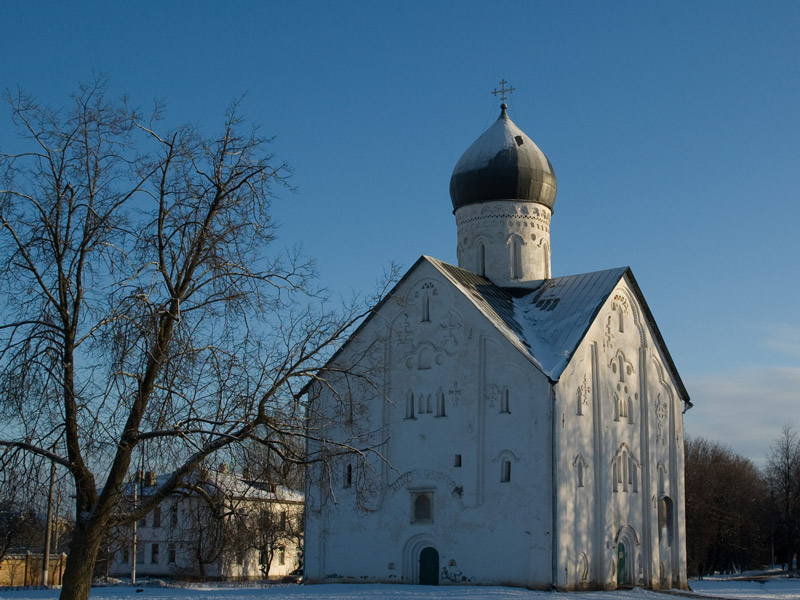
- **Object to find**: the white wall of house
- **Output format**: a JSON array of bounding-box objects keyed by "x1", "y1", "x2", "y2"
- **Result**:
[
  {"x1": 305, "y1": 264, "x2": 689, "y2": 590},
  {"x1": 553, "y1": 279, "x2": 688, "y2": 590},
  {"x1": 306, "y1": 261, "x2": 554, "y2": 587},
  {"x1": 110, "y1": 489, "x2": 302, "y2": 580}
]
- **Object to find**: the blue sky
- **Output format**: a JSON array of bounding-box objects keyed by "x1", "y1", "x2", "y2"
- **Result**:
[{"x1": 1, "y1": 1, "x2": 798, "y2": 465}]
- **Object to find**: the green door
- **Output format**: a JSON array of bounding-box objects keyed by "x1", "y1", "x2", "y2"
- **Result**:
[
  {"x1": 419, "y1": 547, "x2": 439, "y2": 585},
  {"x1": 617, "y1": 542, "x2": 627, "y2": 585}
]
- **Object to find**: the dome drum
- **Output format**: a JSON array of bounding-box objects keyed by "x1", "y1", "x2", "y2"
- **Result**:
[{"x1": 450, "y1": 104, "x2": 557, "y2": 285}]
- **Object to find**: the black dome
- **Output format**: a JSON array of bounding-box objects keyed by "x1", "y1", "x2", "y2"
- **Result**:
[{"x1": 449, "y1": 105, "x2": 557, "y2": 212}]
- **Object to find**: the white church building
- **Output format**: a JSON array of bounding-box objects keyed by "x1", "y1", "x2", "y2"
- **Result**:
[{"x1": 304, "y1": 98, "x2": 690, "y2": 590}]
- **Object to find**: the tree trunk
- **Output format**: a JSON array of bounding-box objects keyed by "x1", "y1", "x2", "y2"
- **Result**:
[{"x1": 59, "y1": 520, "x2": 106, "y2": 600}]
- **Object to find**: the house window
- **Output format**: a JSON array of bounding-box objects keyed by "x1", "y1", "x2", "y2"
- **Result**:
[
  {"x1": 501, "y1": 459, "x2": 511, "y2": 483},
  {"x1": 422, "y1": 295, "x2": 431, "y2": 322},
  {"x1": 168, "y1": 543, "x2": 176, "y2": 564},
  {"x1": 136, "y1": 544, "x2": 144, "y2": 564},
  {"x1": 615, "y1": 395, "x2": 629, "y2": 422},
  {"x1": 500, "y1": 388, "x2": 510, "y2": 413},
  {"x1": 406, "y1": 392, "x2": 415, "y2": 419},
  {"x1": 170, "y1": 504, "x2": 178, "y2": 527},
  {"x1": 151, "y1": 543, "x2": 159, "y2": 564},
  {"x1": 121, "y1": 548, "x2": 130, "y2": 564},
  {"x1": 435, "y1": 391, "x2": 446, "y2": 417},
  {"x1": 152, "y1": 506, "x2": 161, "y2": 528},
  {"x1": 412, "y1": 492, "x2": 433, "y2": 523},
  {"x1": 613, "y1": 449, "x2": 638, "y2": 493},
  {"x1": 577, "y1": 462, "x2": 585, "y2": 488},
  {"x1": 138, "y1": 515, "x2": 147, "y2": 528},
  {"x1": 344, "y1": 464, "x2": 353, "y2": 488},
  {"x1": 659, "y1": 497, "x2": 674, "y2": 546},
  {"x1": 280, "y1": 511, "x2": 287, "y2": 529},
  {"x1": 510, "y1": 236, "x2": 523, "y2": 280},
  {"x1": 478, "y1": 243, "x2": 486, "y2": 277},
  {"x1": 454, "y1": 454, "x2": 462, "y2": 467},
  {"x1": 278, "y1": 547, "x2": 286, "y2": 566}
]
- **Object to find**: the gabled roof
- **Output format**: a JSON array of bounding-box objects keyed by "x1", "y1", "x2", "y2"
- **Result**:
[
  {"x1": 426, "y1": 257, "x2": 689, "y2": 403},
  {"x1": 312, "y1": 255, "x2": 688, "y2": 405}
]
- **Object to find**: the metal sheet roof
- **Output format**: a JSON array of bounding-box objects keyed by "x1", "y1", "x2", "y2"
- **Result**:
[{"x1": 427, "y1": 257, "x2": 688, "y2": 405}]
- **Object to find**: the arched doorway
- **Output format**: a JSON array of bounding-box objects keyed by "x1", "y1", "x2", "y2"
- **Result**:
[
  {"x1": 419, "y1": 547, "x2": 439, "y2": 585},
  {"x1": 614, "y1": 525, "x2": 638, "y2": 587},
  {"x1": 617, "y1": 542, "x2": 627, "y2": 585}
]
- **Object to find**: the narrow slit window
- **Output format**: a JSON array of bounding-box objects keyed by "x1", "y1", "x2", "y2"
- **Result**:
[
  {"x1": 500, "y1": 389, "x2": 510, "y2": 413},
  {"x1": 436, "y1": 391, "x2": 446, "y2": 417},
  {"x1": 511, "y1": 238, "x2": 523, "y2": 280},
  {"x1": 344, "y1": 464, "x2": 353, "y2": 488},
  {"x1": 501, "y1": 459, "x2": 511, "y2": 483}
]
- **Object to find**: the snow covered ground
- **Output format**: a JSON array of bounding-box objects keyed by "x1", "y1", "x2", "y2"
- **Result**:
[{"x1": 3, "y1": 578, "x2": 800, "y2": 600}]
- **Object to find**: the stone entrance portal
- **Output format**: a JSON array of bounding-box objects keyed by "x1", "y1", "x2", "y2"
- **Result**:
[{"x1": 419, "y1": 547, "x2": 439, "y2": 585}]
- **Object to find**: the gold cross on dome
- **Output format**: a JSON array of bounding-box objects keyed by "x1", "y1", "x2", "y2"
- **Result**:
[{"x1": 492, "y1": 79, "x2": 515, "y2": 103}]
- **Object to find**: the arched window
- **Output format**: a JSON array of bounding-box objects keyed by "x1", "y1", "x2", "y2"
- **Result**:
[
  {"x1": 435, "y1": 390, "x2": 446, "y2": 417},
  {"x1": 500, "y1": 388, "x2": 510, "y2": 413},
  {"x1": 614, "y1": 394, "x2": 621, "y2": 422},
  {"x1": 618, "y1": 356, "x2": 625, "y2": 382},
  {"x1": 618, "y1": 306, "x2": 625, "y2": 333},
  {"x1": 406, "y1": 392, "x2": 415, "y2": 419},
  {"x1": 478, "y1": 243, "x2": 486, "y2": 277},
  {"x1": 412, "y1": 493, "x2": 433, "y2": 523},
  {"x1": 577, "y1": 461, "x2": 585, "y2": 488},
  {"x1": 613, "y1": 447, "x2": 638, "y2": 493},
  {"x1": 344, "y1": 464, "x2": 353, "y2": 488},
  {"x1": 426, "y1": 394, "x2": 433, "y2": 414},
  {"x1": 501, "y1": 459, "x2": 511, "y2": 483},
  {"x1": 659, "y1": 496, "x2": 674, "y2": 546},
  {"x1": 577, "y1": 388, "x2": 583, "y2": 416},
  {"x1": 627, "y1": 397, "x2": 634, "y2": 424},
  {"x1": 510, "y1": 237, "x2": 523, "y2": 280}
]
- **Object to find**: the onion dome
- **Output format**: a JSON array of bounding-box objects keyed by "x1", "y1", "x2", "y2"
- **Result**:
[{"x1": 449, "y1": 104, "x2": 557, "y2": 212}]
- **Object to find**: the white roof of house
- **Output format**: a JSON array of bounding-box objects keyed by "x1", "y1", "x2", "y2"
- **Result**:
[{"x1": 120, "y1": 468, "x2": 304, "y2": 503}]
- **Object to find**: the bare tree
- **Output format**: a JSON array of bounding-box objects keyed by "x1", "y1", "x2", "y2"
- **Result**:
[
  {"x1": 0, "y1": 80, "x2": 389, "y2": 599},
  {"x1": 684, "y1": 437, "x2": 769, "y2": 576},
  {"x1": 0, "y1": 461, "x2": 47, "y2": 563},
  {"x1": 765, "y1": 425, "x2": 800, "y2": 572}
]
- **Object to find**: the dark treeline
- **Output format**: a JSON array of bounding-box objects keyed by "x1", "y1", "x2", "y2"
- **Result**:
[{"x1": 685, "y1": 427, "x2": 800, "y2": 576}]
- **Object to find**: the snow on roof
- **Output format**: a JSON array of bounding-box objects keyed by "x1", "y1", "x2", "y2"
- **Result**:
[
  {"x1": 429, "y1": 257, "x2": 626, "y2": 378},
  {"x1": 120, "y1": 469, "x2": 303, "y2": 503},
  {"x1": 428, "y1": 257, "x2": 688, "y2": 402}
]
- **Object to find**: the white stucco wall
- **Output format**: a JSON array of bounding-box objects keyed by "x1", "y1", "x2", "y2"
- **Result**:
[
  {"x1": 305, "y1": 260, "x2": 554, "y2": 587},
  {"x1": 455, "y1": 201, "x2": 552, "y2": 285},
  {"x1": 305, "y1": 265, "x2": 688, "y2": 591},
  {"x1": 553, "y1": 279, "x2": 688, "y2": 590}
]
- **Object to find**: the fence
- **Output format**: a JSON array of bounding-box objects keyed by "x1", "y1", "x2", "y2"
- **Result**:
[{"x1": 0, "y1": 552, "x2": 67, "y2": 587}]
